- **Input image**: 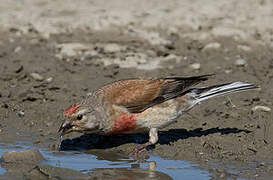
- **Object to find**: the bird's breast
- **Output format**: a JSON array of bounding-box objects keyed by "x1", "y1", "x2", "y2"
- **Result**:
[{"x1": 108, "y1": 114, "x2": 137, "y2": 134}]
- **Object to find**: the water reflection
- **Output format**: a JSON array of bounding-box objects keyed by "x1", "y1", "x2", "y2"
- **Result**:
[{"x1": 0, "y1": 144, "x2": 210, "y2": 179}]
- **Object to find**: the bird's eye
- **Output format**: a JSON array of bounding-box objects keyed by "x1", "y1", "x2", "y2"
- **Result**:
[{"x1": 76, "y1": 114, "x2": 83, "y2": 120}]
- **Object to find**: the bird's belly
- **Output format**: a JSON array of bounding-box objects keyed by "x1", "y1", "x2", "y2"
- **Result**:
[{"x1": 136, "y1": 99, "x2": 180, "y2": 129}]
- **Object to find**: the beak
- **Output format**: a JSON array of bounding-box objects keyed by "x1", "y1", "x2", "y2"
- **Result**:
[{"x1": 58, "y1": 121, "x2": 73, "y2": 135}]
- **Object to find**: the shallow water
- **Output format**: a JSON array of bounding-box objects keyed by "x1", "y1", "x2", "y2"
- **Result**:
[{"x1": 0, "y1": 142, "x2": 211, "y2": 179}]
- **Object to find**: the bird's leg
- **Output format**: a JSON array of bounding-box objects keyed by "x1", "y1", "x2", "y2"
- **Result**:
[{"x1": 129, "y1": 128, "x2": 158, "y2": 157}]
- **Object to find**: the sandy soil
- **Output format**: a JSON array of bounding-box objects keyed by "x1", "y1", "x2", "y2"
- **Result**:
[{"x1": 1, "y1": 0, "x2": 273, "y2": 179}]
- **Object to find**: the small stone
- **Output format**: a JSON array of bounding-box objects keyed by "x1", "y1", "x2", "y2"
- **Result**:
[
  {"x1": 146, "y1": 50, "x2": 156, "y2": 57},
  {"x1": 252, "y1": 105, "x2": 271, "y2": 112},
  {"x1": 81, "y1": 50, "x2": 99, "y2": 61},
  {"x1": 17, "y1": 110, "x2": 25, "y2": 117},
  {"x1": 57, "y1": 43, "x2": 89, "y2": 57},
  {"x1": 164, "y1": 54, "x2": 178, "y2": 61},
  {"x1": 167, "y1": 27, "x2": 179, "y2": 35},
  {"x1": 14, "y1": 46, "x2": 22, "y2": 53},
  {"x1": 45, "y1": 77, "x2": 53, "y2": 83},
  {"x1": 103, "y1": 43, "x2": 123, "y2": 53},
  {"x1": 235, "y1": 59, "x2": 246, "y2": 66},
  {"x1": 15, "y1": 65, "x2": 24, "y2": 73},
  {"x1": 203, "y1": 42, "x2": 221, "y2": 51},
  {"x1": 41, "y1": 32, "x2": 51, "y2": 40},
  {"x1": 189, "y1": 63, "x2": 201, "y2": 70},
  {"x1": 220, "y1": 173, "x2": 225, "y2": 178},
  {"x1": 225, "y1": 69, "x2": 232, "y2": 74},
  {"x1": 259, "y1": 162, "x2": 265, "y2": 166},
  {"x1": 9, "y1": 38, "x2": 15, "y2": 43},
  {"x1": 30, "y1": 73, "x2": 44, "y2": 81},
  {"x1": 237, "y1": 45, "x2": 251, "y2": 51},
  {"x1": 1, "y1": 149, "x2": 45, "y2": 164},
  {"x1": 15, "y1": 31, "x2": 22, "y2": 37},
  {"x1": 30, "y1": 38, "x2": 40, "y2": 45},
  {"x1": 55, "y1": 53, "x2": 63, "y2": 60}
]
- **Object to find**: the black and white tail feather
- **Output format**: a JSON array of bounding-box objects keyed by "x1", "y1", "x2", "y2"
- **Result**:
[{"x1": 186, "y1": 82, "x2": 259, "y2": 109}]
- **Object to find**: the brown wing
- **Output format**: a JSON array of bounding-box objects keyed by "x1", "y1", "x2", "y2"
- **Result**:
[{"x1": 96, "y1": 74, "x2": 213, "y2": 113}]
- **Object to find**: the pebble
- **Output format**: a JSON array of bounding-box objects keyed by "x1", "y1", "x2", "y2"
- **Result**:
[
  {"x1": 83, "y1": 50, "x2": 98, "y2": 59},
  {"x1": 1, "y1": 149, "x2": 45, "y2": 164},
  {"x1": 167, "y1": 27, "x2": 179, "y2": 36},
  {"x1": 30, "y1": 73, "x2": 44, "y2": 81},
  {"x1": 45, "y1": 77, "x2": 53, "y2": 83},
  {"x1": 41, "y1": 32, "x2": 51, "y2": 40},
  {"x1": 14, "y1": 65, "x2": 24, "y2": 73},
  {"x1": 57, "y1": 43, "x2": 89, "y2": 57},
  {"x1": 103, "y1": 43, "x2": 123, "y2": 53},
  {"x1": 30, "y1": 38, "x2": 40, "y2": 45},
  {"x1": 189, "y1": 63, "x2": 201, "y2": 70},
  {"x1": 17, "y1": 110, "x2": 25, "y2": 117},
  {"x1": 237, "y1": 45, "x2": 251, "y2": 51},
  {"x1": 164, "y1": 54, "x2": 180, "y2": 62},
  {"x1": 252, "y1": 105, "x2": 271, "y2": 112},
  {"x1": 234, "y1": 59, "x2": 246, "y2": 66},
  {"x1": 9, "y1": 38, "x2": 15, "y2": 43},
  {"x1": 224, "y1": 69, "x2": 232, "y2": 74},
  {"x1": 14, "y1": 46, "x2": 22, "y2": 53},
  {"x1": 202, "y1": 42, "x2": 221, "y2": 51}
]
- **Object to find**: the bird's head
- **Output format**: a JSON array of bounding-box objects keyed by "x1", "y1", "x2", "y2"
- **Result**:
[{"x1": 58, "y1": 103, "x2": 100, "y2": 136}]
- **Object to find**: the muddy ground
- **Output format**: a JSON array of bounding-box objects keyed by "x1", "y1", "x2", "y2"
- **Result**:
[
  {"x1": 0, "y1": 26, "x2": 272, "y2": 179},
  {"x1": 1, "y1": 0, "x2": 273, "y2": 179}
]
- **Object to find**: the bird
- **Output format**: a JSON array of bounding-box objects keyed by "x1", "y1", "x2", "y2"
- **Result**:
[{"x1": 58, "y1": 74, "x2": 258, "y2": 156}]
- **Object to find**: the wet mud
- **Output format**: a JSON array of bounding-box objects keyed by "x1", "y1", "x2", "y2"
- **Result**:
[{"x1": 0, "y1": 26, "x2": 273, "y2": 179}]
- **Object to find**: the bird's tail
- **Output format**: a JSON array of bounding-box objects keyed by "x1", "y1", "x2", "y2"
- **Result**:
[{"x1": 188, "y1": 82, "x2": 259, "y2": 104}]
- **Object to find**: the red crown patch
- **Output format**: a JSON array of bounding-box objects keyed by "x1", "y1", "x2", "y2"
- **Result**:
[{"x1": 65, "y1": 104, "x2": 79, "y2": 115}]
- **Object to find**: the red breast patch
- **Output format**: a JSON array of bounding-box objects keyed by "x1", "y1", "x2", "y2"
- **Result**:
[
  {"x1": 109, "y1": 114, "x2": 137, "y2": 134},
  {"x1": 65, "y1": 104, "x2": 79, "y2": 115}
]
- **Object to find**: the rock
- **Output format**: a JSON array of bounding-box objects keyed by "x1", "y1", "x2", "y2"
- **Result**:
[
  {"x1": 9, "y1": 38, "x2": 15, "y2": 43},
  {"x1": 30, "y1": 73, "x2": 44, "y2": 81},
  {"x1": 17, "y1": 110, "x2": 25, "y2": 117},
  {"x1": 45, "y1": 77, "x2": 53, "y2": 83},
  {"x1": 100, "y1": 52, "x2": 158, "y2": 70},
  {"x1": 203, "y1": 42, "x2": 221, "y2": 51},
  {"x1": 164, "y1": 54, "x2": 178, "y2": 61},
  {"x1": 28, "y1": 164, "x2": 89, "y2": 180},
  {"x1": 252, "y1": 105, "x2": 271, "y2": 112},
  {"x1": 167, "y1": 27, "x2": 179, "y2": 36},
  {"x1": 57, "y1": 43, "x2": 90, "y2": 57},
  {"x1": 1, "y1": 149, "x2": 45, "y2": 164},
  {"x1": 237, "y1": 45, "x2": 251, "y2": 51},
  {"x1": 212, "y1": 27, "x2": 247, "y2": 40},
  {"x1": 189, "y1": 63, "x2": 201, "y2": 70},
  {"x1": 234, "y1": 59, "x2": 246, "y2": 66},
  {"x1": 14, "y1": 46, "x2": 22, "y2": 53},
  {"x1": 15, "y1": 65, "x2": 24, "y2": 73},
  {"x1": 103, "y1": 43, "x2": 123, "y2": 53},
  {"x1": 83, "y1": 50, "x2": 99, "y2": 60},
  {"x1": 30, "y1": 38, "x2": 40, "y2": 45},
  {"x1": 224, "y1": 69, "x2": 232, "y2": 74},
  {"x1": 134, "y1": 29, "x2": 171, "y2": 46}
]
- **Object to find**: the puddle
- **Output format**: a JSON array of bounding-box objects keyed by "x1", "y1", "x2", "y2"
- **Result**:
[{"x1": 0, "y1": 143, "x2": 211, "y2": 179}]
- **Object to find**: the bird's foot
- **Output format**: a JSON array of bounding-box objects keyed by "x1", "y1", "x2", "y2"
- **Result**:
[{"x1": 129, "y1": 142, "x2": 152, "y2": 157}]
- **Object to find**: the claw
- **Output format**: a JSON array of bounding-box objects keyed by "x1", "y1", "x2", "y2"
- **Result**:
[{"x1": 129, "y1": 142, "x2": 152, "y2": 157}]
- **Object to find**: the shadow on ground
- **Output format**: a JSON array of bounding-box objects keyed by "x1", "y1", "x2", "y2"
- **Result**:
[{"x1": 59, "y1": 127, "x2": 251, "y2": 151}]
